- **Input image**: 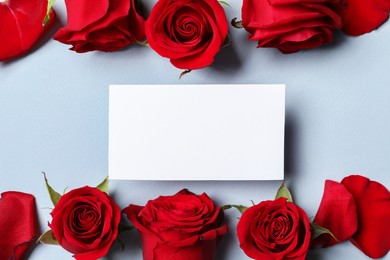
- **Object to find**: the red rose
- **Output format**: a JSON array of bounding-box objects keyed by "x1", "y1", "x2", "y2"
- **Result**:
[
  {"x1": 145, "y1": 0, "x2": 229, "y2": 70},
  {"x1": 0, "y1": 192, "x2": 38, "y2": 260},
  {"x1": 0, "y1": 0, "x2": 55, "y2": 61},
  {"x1": 237, "y1": 197, "x2": 311, "y2": 260},
  {"x1": 54, "y1": 0, "x2": 145, "y2": 52},
  {"x1": 49, "y1": 186, "x2": 121, "y2": 260},
  {"x1": 313, "y1": 175, "x2": 390, "y2": 258},
  {"x1": 241, "y1": 0, "x2": 342, "y2": 53},
  {"x1": 123, "y1": 189, "x2": 228, "y2": 260},
  {"x1": 338, "y1": 0, "x2": 390, "y2": 36}
]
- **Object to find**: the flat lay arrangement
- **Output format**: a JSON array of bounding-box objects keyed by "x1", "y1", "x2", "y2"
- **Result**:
[{"x1": 1, "y1": 0, "x2": 390, "y2": 259}]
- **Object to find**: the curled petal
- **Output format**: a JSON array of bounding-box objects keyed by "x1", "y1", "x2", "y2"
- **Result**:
[
  {"x1": 0, "y1": 0, "x2": 56, "y2": 61},
  {"x1": 340, "y1": 0, "x2": 390, "y2": 35},
  {"x1": 311, "y1": 180, "x2": 358, "y2": 248},
  {"x1": 0, "y1": 192, "x2": 38, "y2": 259},
  {"x1": 341, "y1": 175, "x2": 390, "y2": 258}
]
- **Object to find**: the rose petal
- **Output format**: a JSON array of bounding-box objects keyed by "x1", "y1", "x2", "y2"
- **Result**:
[
  {"x1": 311, "y1": 180, "x2": 358, "y2": 248},
  {"x1": 63, "y1": 0, "x2": 109, "y2": 31},
  {"x1": 0, "y1": 0, "x2": 56, "y2": 61},
  {"x1": 341, "y1": 175, "x2": 390, "y2": 258},
  {"x1": 0, "y1": 191, "x2": 38, "y2": 259},
  {"x1": 242, "y1": 0, "x2": 342, "y2": 53},
  {"x1": 340, "y1": 0, "x2": 390, "y2": 35},
  {"x1": 53, "y1": 0, "x2": 144, "y2": 52}
]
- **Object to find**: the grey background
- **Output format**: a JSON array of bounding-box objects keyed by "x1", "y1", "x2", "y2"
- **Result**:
[{"x1": 1, "y1": 0, "x2": 389, "y2": 259}]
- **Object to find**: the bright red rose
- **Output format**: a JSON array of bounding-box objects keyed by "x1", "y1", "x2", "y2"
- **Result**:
[
  {"x1": 0, "y1": 192, "x2": 38, "y2": 260},
  {"x1": 237, "y1": 197, "x2": 311, "y2": 260},
  {"x1": 241, "y1": 0, "x2": 342, "y2": 53},
  {"x1": 0, "y1": 0, "x2": 55, "y2": 61},
  {"x1": 145, "y1": 0, "x2": 229, "y2": 70},
  {"x1": 123, "y1": 189, "x2": 228, "y2": 260},
  {"x1": 312, "y1": 175, "x2": 390, "y2": 259},
  {"x1": 49, "y1": 186, "x2": 121, "y2": 260},
  {"x1": 339, "y1": 0, "x2": 390, "y2": 35},
  {"x1": 54, "y1": 0, "x2": 145, "y2": 52}
]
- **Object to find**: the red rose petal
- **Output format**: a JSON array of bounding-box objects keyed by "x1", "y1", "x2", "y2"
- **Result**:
[
  {"x1": 340, "y1": 0, "x2": 390, "y2": 35},
  {"x1": 341, "y1": 175, "x2": 390, "y2": 258},
  {"x1": 0, "y1": 0, "x2": 55, "y2": 61},
  {"x1": 0, "y1": 191, "x2": 38, "y2": 259},
  {"x1": 311, "y1": 180, "x2": 358, "y2": 248},
  {"x1": 64, "y1": 0, "x2": 109, "y2": 31},
  {"x1": 53, "y1": 0, "x2": 144, "y2": 52}
]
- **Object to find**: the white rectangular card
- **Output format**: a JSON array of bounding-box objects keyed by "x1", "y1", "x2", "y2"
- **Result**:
[{"x1": 109, "y1": 84, "x2": 285, "y2": 180}]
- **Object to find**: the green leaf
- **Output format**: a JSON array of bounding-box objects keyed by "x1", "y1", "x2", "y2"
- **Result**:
[
  {"x1": 221, "y1": 204, "x2": 248, "y2": 214},
  {"x1": 37, "y1": 230, "x2": 59, "y2": 245},
  {"x1": 311, "y1": 223, "x2": 339, "y2": 241},
  {"x1": 43, "y1": 172, "x2": 61, "y2": 206},
  {"x1": 43, "y1": 0, "x2": 56, "y2": 26},
  {"x1": 218, "y1": 1, "x2": 231, "y2": 7},
  {"x1": 275, "y1": 181, "x2": 293, "y2": 202},
  {"x1": 96, "y1": 177, "x2": 109, "y2": 194}
]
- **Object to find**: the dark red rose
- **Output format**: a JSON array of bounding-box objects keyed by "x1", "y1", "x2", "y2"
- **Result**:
[
  {"x1": 0, "y1": 192, "x2": 38, "y2": 260},
  {"x1": 312, "y1": 175, "x2": 390, "y2": 259},
  {"x1": 338, "y1": 0, "x2": 390, "y2": 35},
  {"x1": 123, "y1": 189, "x2": 228, "y2": 260},
  {"x1": 49, "y1": 186, "x2": 121, "y2": 260},
  {"x1": 0, "y1": 0, "x2": 55, "y2": 61},
  {"x1": 54, "y1": 0, "x2": 145, "y2": 52},
  {"x1": 241, "y1": 0, "x2": 342, "y2": 53},
  {"x1": 237, "y1": 197, "x2": 311, "y2": 260},
  {"x1": 145, "y1": 0, "x2": 229, "y2": 70}
]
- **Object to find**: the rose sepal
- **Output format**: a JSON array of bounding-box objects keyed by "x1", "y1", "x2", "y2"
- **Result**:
[
  {"x1": 136, "y1": 40, "x2": 150, "y2": 47},
  {"x1": 42, "y1": 172, "x2": 61, "y2": 206},
  {"x1": 221, "y1": 204, "x2": 248, "y2": 214},
  {"x1": 218, "y1": 1, "x2": 231, "y2": 7},
  {"x1": 43, "y1": 0, "x2": 56, "y2": 26},
  {"x1": 275, "y1": 181, "x2": 293, "y2": 202},
  {"x1": 96, "y1": 176, "x2": 109, "y2": 194},
  {"x1": 311, "y1": 223, "x2": 339, "y2": 242},
  {"x1": 37, "y1": 230, "x2": 59, "y2": 245}
]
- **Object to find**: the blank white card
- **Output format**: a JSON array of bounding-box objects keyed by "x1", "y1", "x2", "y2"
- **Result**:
[{"x1": 109, "y1": 84, "x2": 285, "y2": 180}]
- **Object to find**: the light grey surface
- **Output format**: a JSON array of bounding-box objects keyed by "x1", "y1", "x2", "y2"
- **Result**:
[{"x1": 1, "y1": 1, "x2": 389, "y2": 259}]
